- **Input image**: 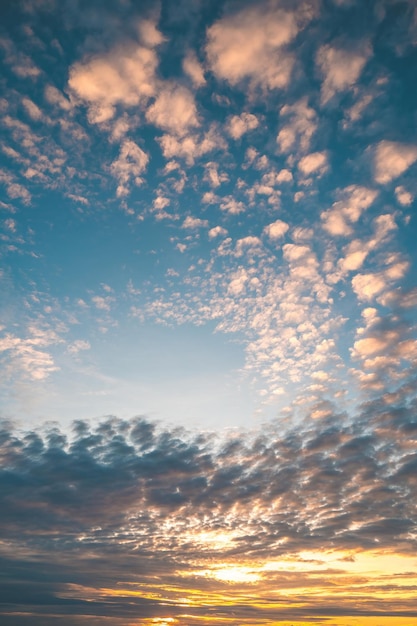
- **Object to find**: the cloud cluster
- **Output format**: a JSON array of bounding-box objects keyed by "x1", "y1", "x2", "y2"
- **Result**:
[{"x1": 0, "y1": 403, "x2": 416, "y2": 624}]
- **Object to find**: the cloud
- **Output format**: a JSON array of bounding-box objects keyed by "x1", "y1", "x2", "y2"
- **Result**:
[
  {"x1": 0, "y1": 326, "x2": 62, "y2": 381},
  {"x1": 110, "y1": 139, "x2": 149, "y2": 197},
  {"x1": 298, "y1": 151, "x2": 328, "y2": 176},
  {"x1": 277, "y1": 97, "x2": 318, "y2": 154},
  {"x1": 182, "y1": 216, "x2": 209, "y2": 229},
  {"x1": 263, "y1": 219, "x2": 289, "y2": 240},
  {"x1": 1, "y1": 405, "x2": 417, "y2": 622},
  {"x1": 395, "y1": 185, "x2": 413, "y2": 206},
  {"x1": 321, "y1": 185, "x2": 378, "y2": 236},
  {"x1": 316, "y1": 42, "x2": 371, "y2": 104},
  {"x1": 157, "y1": 124, "x2": 226, "y2": 164},
  {"x1": 226, "y1": 112, "x2": 259, "y2": 140},
  {"x1": 44, "y1": 85, "x2": 72, "y2": 111},
  {"x1": 374, "y1": 140, "x2": 417, "y2": 184},
  {"x1": 146, "y1": 84, "x2": 199, "y2": 136},
  {"x1": 208, "y1": 225, "x2": 228, "y2": 239},
  {"x1": 205, "y1": 2, "x2": 314, "y2": 92},
  {"x1": 67, "y1": 339, "x2": 91, "y2": 354},
  {"x1": 68, "y1": 39, "x2": 160, "y2": 123},
  {"x1": 351, "y1": 257, "x2": 409, "y2": 302},
  {"x1": 21, "y1": 97, "x2": 44, "y2": 121},
  {"x1": 182, "y1": 50, "x2": 206, "y2": 87}
]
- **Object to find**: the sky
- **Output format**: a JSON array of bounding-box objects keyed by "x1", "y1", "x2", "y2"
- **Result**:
[{"x1": 0, "y1": 0, "x2": 417, "y2": 624}]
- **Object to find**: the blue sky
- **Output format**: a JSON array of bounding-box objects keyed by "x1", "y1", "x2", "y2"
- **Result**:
[
  {"x1": 1, "y1": 1, "x2": 417, "y2": 623},
  {"x1": 2, "y1": 0, "x2": 416, "y2": 431}
]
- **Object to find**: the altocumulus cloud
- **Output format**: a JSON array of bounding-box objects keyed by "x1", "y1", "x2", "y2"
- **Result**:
[{"x1": 1, "y1": 394, "x2": 417, "y2": 625}]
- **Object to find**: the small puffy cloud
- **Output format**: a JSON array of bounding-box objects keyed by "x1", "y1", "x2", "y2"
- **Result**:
[
  {"x1": 182, "y1": 50, "x2": 206, "y2": 87},
  {"x1": 206, "y1": 3, "x2": 312, "y2": 91},
  {"x1": 263, "y1": 219, "x2": 289, "y2": 240},
  {"x1": 374, "y1": 141, "x2": 417, "y2": 184},
  {"x1": 395, "y1": 185, "x2": 413, "y2": 206},
  {"x1": 68, "y1": 37, "x2": 160, "y2": 123},
  {"x1": 321, "y1": 185, "x2": 378, "y2": 236},
  {"x1": 352, "y1": 273, "x2": 386, "y2": 301},
  {"x1": 208, "y1": 225, "x2": 228, "y2": 239},
  {"x1": 277, "y1": 97, "x2": 318, "y2": 153},
  {"x1": 276, "y1": 168, "x2": 293, "y2": 183},
  {"x1": 234, "y1": 236, "x2": 262, "y2": 257},
  {"x1": 220, "y1": 196, "x2": 246, "y2": 215},
  {"x1": 298, "y1": 151, "x2": 328, "y2": 176},
  {"x1": 110, "y1": 139, "x2": 149, "y2": 197},
  {"x1": 146, "y1": 85, "x2": 199, "y2": 136},
  {"x1": 182, "y1": 216, "x2": 209, "y2": 229},
  {"x1": 338, "y1": 214, "x2": 397, "y2": 274},
  {"x1": 0, "y1": 171, "x2": 31, "y2": 204},
  {"x1": 226, "y1": 112, "x2": 259, "y2": 140},
  {"x1": 203, "y1": 162, "x2": 229, "y2": 188},
  {"x1": 4, "y1": 217, "x2": 16, "y2": 232},
  {"x1": 44, "y1": 85, "x2": 72, "y2": 111},
  {"x1": 351, "y1": 258, "x2": 409, "y2": 302},
  {"x1": 158, "y1": 124, "x2": 226, "y2": 164},
  {"x1": 137, "y1": 19, "x2": 166, "y2": 48},
  {"x1": 67, "y1": 339, "x2": 91, "y2": 354},
  {"x1": 291, "y1": 226, "x2": 314, "y2": 242},
  {"x1": 316, "y1": 42, "x2": 371, "y2": 104},
  {"x1": 21, "y1": 97, "x2": 43, "y2": 121},
  {"x1": 91, "y1": 295, "x2": 114, "y2": 311},
  {"x1": 228, "y1": 267, "x2": 249, "y2": 295}
]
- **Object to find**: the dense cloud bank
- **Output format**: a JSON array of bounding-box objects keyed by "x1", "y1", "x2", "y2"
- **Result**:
[{"x1": 1, "y1": 397, "x2": 417, "y2": 624}]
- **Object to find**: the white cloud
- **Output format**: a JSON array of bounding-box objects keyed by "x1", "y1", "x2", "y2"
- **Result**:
[
  {"x1": 158, "y1": 124, "x2": 226, "y2": 164},
  {"x1": 182, "y1": 50, "x2": 206, "y2": 87},
  {"x1": 276, "y1": 169, "x2": 293, "y2": 183},
  {"x1": 91, "y1": 295, "x2": 114, "y2": 311},
  {"x1": 291, "y1": 227, "x2": 314, "y2": 242},
  {"x1": 374, "y1": 141, "x2": 417, "y2": 184},
  {"x1": 182, "y1": 216, "x2": 209, "y2": 229},
  {"x1": 146, "y1": 85, "x2": 199, "y2": 136},
  {"x1": 0, "y1": 327, "x2": 61, "y2": 381},
  {"x1": 263, "y1": 219, "x2": 289, "y2": 240},
  {"x1": 44, "y1": 85, "x2": 72, "y2": 111},
  {"x1": 68, "y1": 37, "x2": 160, "y2": 123},
  {"x1": 321, "y1": 185, "x2": 378, "y2": 236},
  {"x1": 67, "y1": 339, "x2": 91, "y2": 354},
  {"x1": 298, "y1": 151, "x2": 328, "y2": 176},
  {"x1": 219, "y1": 196, "x2": 246, "y2": 215},
  {"x1": 351, "y1": 258, "x2": 409, "y2": 302},
  {"x1": 316, "y1": 43, "x2": 371, "y2": 104},
  {"x1": 110, "y1": 139, "x2": 149, "y2": 197},
  {"x1": 395, "y1": 185, "x2": 413, "y2": 206},
  {"x1": 22, "y1": 97, "x2": 44, "y2": 121},
  {"x1": 277, "y1": 97, "x2": 318, "y2": 153},
  {"x1": 208, "y1": 226, "x2": 228, "y2": 239},
  {"x1": 337, "y1": 214, "x2": 397, "y2": 274},
  {"x1": 137, "y1": 19, "x2": 166, "y2": 48},
  {"x1": 206, "y1": 3, "x2": 312, "y2": 91},
  {"x1": 234, "y1": 236, "x2": 263, "y2": 257},
  {"x1": 203, "y1": 162, "x2": 229, "y2": 188},
  {"x1": 0, "y1": 171, "x2": 31, "y2": 204},
  {"x1": 226, "y1": 113, "x2": 259, "y2": 140}
]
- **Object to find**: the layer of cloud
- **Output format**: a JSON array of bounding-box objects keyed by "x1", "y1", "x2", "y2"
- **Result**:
[{"x1": 0, "y1": 406, "x2": 416, "y2": 624}]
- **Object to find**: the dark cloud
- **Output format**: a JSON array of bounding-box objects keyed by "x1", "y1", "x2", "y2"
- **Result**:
[{"x1": 1, "y1": 403, "x2": 417, "y2": 624}]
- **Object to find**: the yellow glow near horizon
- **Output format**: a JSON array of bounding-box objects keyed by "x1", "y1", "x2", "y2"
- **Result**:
[{"x1": 95, "y1": 547, "x2": 417, "y2": 626}]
